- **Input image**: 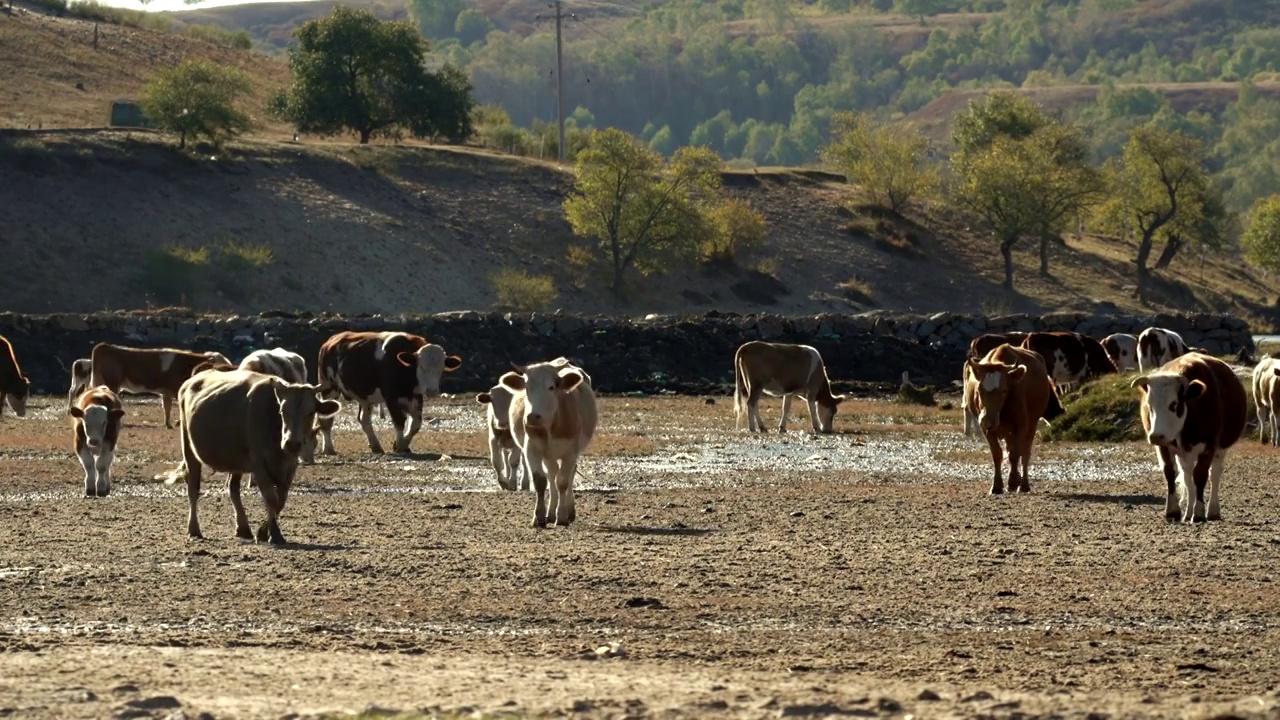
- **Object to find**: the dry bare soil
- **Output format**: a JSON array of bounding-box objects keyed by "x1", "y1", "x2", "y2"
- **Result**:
[{"x1": 3, "y1": 393, "x2": 1280, "y2": 719}]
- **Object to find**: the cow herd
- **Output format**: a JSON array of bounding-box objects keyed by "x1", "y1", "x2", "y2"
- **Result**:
[{"x1": 0, "y1": 321, "x2": 1267, "y2": 546}]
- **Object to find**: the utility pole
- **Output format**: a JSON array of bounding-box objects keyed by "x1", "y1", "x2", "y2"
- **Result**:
[{"x1": 552, "y1": 0, "x2": 566, "y2": 164}]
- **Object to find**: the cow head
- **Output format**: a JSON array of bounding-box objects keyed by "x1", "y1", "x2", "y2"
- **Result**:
[
  {"x1": 814, "y1": 393, "x2": 845, "y2": 434},
  {"x1": 3, "y1": 373, "x2": 30, "y2": 417},
  {"x1": 477, "y1": 383, "x2": 518, "y2": 431},
  {"x1": 500, "y1": 361, "x2": 586, "y2": 430},
  {"x1": 206, "y1": 352, "x2": 232, "y2": 365},
  {"x1": 191, "y1": 360, "x2": 236, "y2": 376},
  {"x1": 1132, "y1": 372, "x2": 1204, "y2": 447},
  {"x1": 273, "y1": 382, "x2": 342, "y2": 456},
  {"x1": 966, "y1": 359, "x2": 1027, "y2": 433},
  {"x1": 69, "y1": 402, "x2": 124, "y2": 450},
  {"x1": 397, "y1": 344, "x2": 462, "y2": 397}
]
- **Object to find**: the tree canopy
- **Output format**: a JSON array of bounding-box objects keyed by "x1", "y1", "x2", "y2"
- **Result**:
[
  {"x1": 1242, "y1": 194, "x2": 1280, "y2": 273},
  {"x1": 142, "y1": 59, "x2": 251, "y2": 150},
  {"x1": 821, "y1": 112, "x2": 939, "y2": 214}
]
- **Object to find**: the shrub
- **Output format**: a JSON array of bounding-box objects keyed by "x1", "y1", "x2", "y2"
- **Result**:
[
  {"x1": 142, "y1": 59, "x2": 251, "y2": 149},
  {"x1": 566, "y1": 245, "x2": 595, "y2": 290},
  {"x1": 490, "y1": 268, "x2": 556, "y2": 312},
  {"x1": 140, "y1": 245, "x2": 210, "y2": 305},
  {"x1": 1041, "y1": 373, "x2": 1144, "y2": 443},
  {"x1": 838, "y1": 276, "x2": 875, "y2": 306},
  {"x1": 702, "y1": 198, "x2": 768, "y2": 264}
]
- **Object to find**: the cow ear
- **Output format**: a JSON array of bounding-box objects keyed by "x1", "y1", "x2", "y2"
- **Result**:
[
  {"x1": 557, "y1": 370, "x2": 584, "y2": 391},
  {"x1": 1272, "y1": 366, "x2": 1280, "y2": 377},
  {"x1": 316, "y1": 399, "x2": 342, "y2": 418},
  {"x1": 1184, "y1": 379, "x2": 1207, "y2": 402},
  {"x1": 1131, "y1": 376, "x2": 1149, "y2": 392},
  {"x1": 1007, "y1": 365, "x2": 1027, "y2": 383},
  {"x1": 444, "y1": 355, "x2": 462, "y2": 372},
  {"x1": 476, "y1": 392, "x2": 492, "y2": 405},
  {"x1": 499, "y1": 372, "x2": 526, "y2": 391},
  {"x1": 396, "y1": 352, "x2": 415, "y2": 367},
  {"x1": 69, "y1": 407, "x2": 84, "y2": 419}
]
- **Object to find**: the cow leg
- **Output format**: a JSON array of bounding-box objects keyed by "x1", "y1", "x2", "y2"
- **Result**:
[
  {"x1": 526, "y1": 446, "x2": 549, "y2": 528},
  {"x1": 318, "y1": 391, "x2": 340, "y2": 456},
  {"x1": 555, "y1": 456, "x2": 577, "y2": 527},
  {"x1": 777, "y1": 394, "x2": 792, "y2": 433},
  {"x1": 986, "y1": 433, "x2": 1005, "y2": 495},
  {"x1": 1258, "y1": 404, "x2": 1269, "y2": 443},
  {"x1": 387, "y1": 400, "x2": 413, "y2": 454},
  {"x1": 162, "y1": 393, "x2": 175, "y2": 429},
  {"x1": 504, "y1": 447, "x2": 522, "y2": 491},
  {"x1": 1156, "y1": 446, "x2": 1179, "y2": 520},
  {"x1": 545, "y1": 457, "x2": 562, "y2": 522},
  {"x1": 76, "y1": 442, "x2": 97, "y2": 498},
  {"x1": 1187, "y1": 451, "x2": 1212, "y2": 524},
  {"x1": 1271, "y1": 408, "x2": 1279, "y2": 448},
  {"x1": 490, "y1": 436, "x2": 513, "y2": 490},
  {"x1": 1207, "y1": 449, "x2": 1226, "y2": 521},
  {"x1": 1014, "y1": 430, "x2": 1033, "y2": 493},
  {"x1": 806, "y1": 398, "x2": 821, "y2": 433},
  {"x1": 357, "y1": 402, "x2": 384, "y2": 454},
  {"x1": 94, "y1": 447, "x2": 114, "y2": 497},
  {"x1": 184, "y1": 463, "x2": 203, "y2": 540},
  {"x1": 1171, "y1": 450, "x2": 1198, "y2": 524},
  {"x1": 747, "y1": 386, "x2": 764, "y2": 432},
  {"x1": 252, "y1": 472, "x2": 287, "y2": 545},
  {"x1": 227, "y1": 473, "x2": 252, "y2": 540},
  {"x1": 395, "y1": 396, "x2": 423, "y2": 453}
]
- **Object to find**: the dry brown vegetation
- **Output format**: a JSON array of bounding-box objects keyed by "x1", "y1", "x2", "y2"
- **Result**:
[{"x1": 2, "y1": 393, "x2": 1280, "y2": 718}]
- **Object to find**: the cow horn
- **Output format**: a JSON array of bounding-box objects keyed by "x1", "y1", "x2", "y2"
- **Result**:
[{"x1": 510, "y1": 362, "x2": 528, "y2": 374}]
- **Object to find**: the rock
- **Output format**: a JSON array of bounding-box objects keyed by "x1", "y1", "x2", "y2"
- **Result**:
[
  {"x1": 124, "y1": 696, "x2": 182, "y2": 710},
  {"x1": 917, "y1": 690, "x2": 941, "y2": 701},
  {"x1": 58, "y1": 315, "x2": 89, "y2": 331},
  {"x1": 877, "y1": 697, "x2": 902, "y2": 713},
  {"x1": 960, "y1": 691, "x2": 994, "y2": 703}
]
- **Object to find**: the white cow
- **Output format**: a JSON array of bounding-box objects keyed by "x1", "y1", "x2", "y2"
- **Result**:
[
  {"x1": 476, "y1": 382, "x2": 525, "y2": 491},
  {"x1": 238, "y1": 348, "x2": 308, "y2": 384},
  {"x1": 1137, "y1": 328, "x2": 1188, "y2": 372},
  {"x1": 1101, "y1": 333, "x2": 1139, "y2": 372}
]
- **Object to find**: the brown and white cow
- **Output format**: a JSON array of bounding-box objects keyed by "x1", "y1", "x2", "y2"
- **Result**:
[
  {"x1": 477, "y1": 383, "x2": 524, "y2": 492},
  {"x1": 69, "y1": 386, "x2": 126, "y2": 497},
  {"x1": 0, "y1": 334, "x2": 31, "y2": 418},
  {"x1": 1132, "y1": 353, "x2": 1246, "y2": 523},
  {"x1": 964, "y1": 344, "x2": 1056, "y2": 495},
  {"x1": 239, "y1": 348, "x2": 308, "y2": 384},
  {"x1": 1019, "y1": 331, "x2": 1118, "y2": 392},
  {"x1": 1137, "y1": 328, "x2": 1188, "y2": 373},
  {"x1": 501, "y1": 360, "x2": 598, "y2": 528},
  {"x1": 88, "y1": 344, "x2": 232, "y2": 428},
  {"x1": 961, "y1": 333, "x2": 1028, "y2": 435},
  {"x1": 316, "y1": 332, "x2": 462, "y2": 455},
  {"x1": 733, "y1": 341, "x2": 845, "y2": 434},
  {"x1": 176, "y1": 369, "x2": 341, "y2": 544},
  {"x1": 1252, "y1": 356, "x2": 1280, "y2": 445},
  {"x1": 1101, "y1": 333, "x2": 1139, "y2": 373},
  {"x1": 67, "y1": 358, "x2": 93, "y2": 408}
]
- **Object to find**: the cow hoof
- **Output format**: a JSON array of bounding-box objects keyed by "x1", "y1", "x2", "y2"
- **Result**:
[
  {"x1": 370, "y1": 447, "x2": 385, "y2": 455},
  {"x1": 188, "y1": 532, "x2": 204, "y2": 541},
  {"x1": 236, "y1": 527, "x2": 253, "y2": 541},
  {"x1": 989, "y1": 487, "x2": 1005, "y2": 496},
  {"x1": 84, "y1": 489, "x2": 95, "y2": 498},
  {"x1": 269, "y1": 534, "x2": 287, "y2": 546},
  {"x1": 532, "y1": 516, "x2": 547, "y2": 529},
  {"x1": 256, "y1": 524, "x2": 270, "y2": 542}
]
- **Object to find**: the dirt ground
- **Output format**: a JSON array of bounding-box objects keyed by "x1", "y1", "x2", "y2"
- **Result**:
[{"x1": 2, "y1": 393, "x2": 1280, "y2": 719}]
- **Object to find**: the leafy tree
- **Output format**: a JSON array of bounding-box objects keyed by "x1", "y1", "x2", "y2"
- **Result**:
[
  {"x1": 141, "y1": 59, "x2": 250, "y2": 150},
  {"x1": 564, "y1": 129, "x2": 724, "y2": 297},
  {"x1": 454, "y1": 8, "x2": 493, "y2": 46},
  {"x1": 895, "y1": 0, "x2": 947, "y2": 23},
  {"x1": 1094, "y1": 126, "x2": 1213, "y2": 300},
  {"x1": 1241, "y1": 195, "x2": 1280, "y2": 273},
  {"x1": 952, "y1": 125, "x2": 1103, "y2": 290},
  {"x1": 821, "y1": 111, "x2": 939, "y2": 214},
  {"x1": 950, "y1": 90, "x2": 1050, "y2": 161},
  {"x1": 702, "y1": 198, "x2": 768, "y2": 263},
  {"x1": 406, "y1": 0, "x2": 465, "y2": 39},
  {"x1": 268, "y1": 7, "x2": 475, "y2": 144}
]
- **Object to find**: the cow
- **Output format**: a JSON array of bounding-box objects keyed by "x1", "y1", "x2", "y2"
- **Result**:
[
  {"x1": 69, "y1": 387, "x2": 125, "y2": 497},
  {"x1": 0, "y1": 334, "x2": 31, "y2": 418},
  {"x1": 175, "y1": 369, "x2": 341, "y2": 544},
  {"x1": 67, "y1": 358, "x2": 93, "y2": 408},
  {"x1": 961, "y1": 333, "x2": 1028, "y2": 436},
  {"x1": 239, "y1": 348, "x2": 308, "y2": 384},
  {"x1": 1101, "y1": 333, "x2": 1139, "y2": 373},
  {"x1": 316, "y1": 332, "x2": 462, "y2": 455},
  {"x1": 501, "y1": 359, "x2": 598, "y2": 528},
  {"x1": 87, "y1": 344, "x2": 232, "y2": 428},
  {"x1": 1252, "y1": 357, "x2": 1280, "y2": 445},
  {"x1": 733, "y1": 341, "x2": 845, "y2": 434},
  {"x1": 964, "y1": 344, "x2": 1057, "y2": 495},
  {"x1": 1019, "y1": 331, "x2": 1118, "y2": 393},
  {"x1": 1137, "y1": 327, "x2": 1188, "y2": 372},
  {"x1": 1132, "y1": 352, "x2": 1247, "y2": 524},
  {"x1": 477, "y1": 383, "x2": 524, "y2": 492}
]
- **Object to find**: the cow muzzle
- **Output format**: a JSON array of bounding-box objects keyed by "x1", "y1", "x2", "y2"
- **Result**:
[
  {"x1": 283, "y1": 439, "x2": 303, "y2": 454},
  {"x1": 525, "y1": 413, "x2": 545, "y2": 428},
  {"x1": 1146, "y1": 432, "x2": 1168, "y2": 446}
]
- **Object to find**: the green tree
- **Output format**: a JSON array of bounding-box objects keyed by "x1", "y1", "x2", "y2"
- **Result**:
[
  {"x1": 894, "y1": 0, "x2": 947, "y2": 23},
  {"x1": 564, "y1": 129, "x2": 723, "y2": 297},
  {"x1": 406, "y1": 0, "x2": 465, "y2": 38},
  {"x1": 141, "y1": 59, "x2": 251, "y2": 150},
  {"x1": 268, "y1": 7, "x2": 475, "y2": 145},
  {"x1": 952, "y1": 126, "x2": 1103, "y2": 290},
  {"x1": 1094, "y1": 126, "x2": 1213, "y2": 301},
  {"x1": 702, "y1": 198, "x2": 768, "y2": 263},
  {"x1": 821, "y1": 111, "x2": 939, "y2": 214},
  {"x1": 454, "y1": 7, "x2": 493, "y2": 46},
  {"x1": 1241, "y1": 194, "x2": 1280, "y2": 273},
  {"x1": 950, "y1": 90, "x2": 1050, "y2": 161}
]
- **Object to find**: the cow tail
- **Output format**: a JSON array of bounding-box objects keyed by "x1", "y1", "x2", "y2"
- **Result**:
[
  {"x1": 733, "y1": 352, "x2": 748, "y2": 430},
  {"x1": 1043, "y1": 382, "x2": 1066, "y2": 422}
]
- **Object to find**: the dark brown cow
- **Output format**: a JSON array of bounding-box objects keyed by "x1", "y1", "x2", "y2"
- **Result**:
[
  {"x1": 88, "y1": 344, "x2": 232, "y2": 428},
  {"x1": 1019, "y1": 332, "x2": 1117, "y2": 391},
  {"x1": 966, "y1": 332, "x2": 1029, "y2": 361},
  {"x1": 316, "y1": 331, "x2": 462, "y2": 455},
  {"x1": 69, "y1": 387, "x2": 126, "y2": 497},
  {"x1": 1132, "y1": 352, "x2": 1247, "y2": 524},
  {"x1": 964, "y1": 344, "x2": 1056, "y2": 495},
  {"x1": 0, "y1": 334, "x2": 31, "y2": 418}
]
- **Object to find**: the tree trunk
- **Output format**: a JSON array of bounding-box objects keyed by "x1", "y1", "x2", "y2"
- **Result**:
[
  {"x1": 359, "y1": 128, "x2": 372, "y2": 144},
  {"x1": 179, "y1": 132, "x2": 186, "y2": 150},
  {"x1": 1039, "y1": 234, "x2": 1050, "y2": 277},
  {"x1": 1134, "y1": 231, "x2": 1156, "y2": 301},
  {"x1": 1001, "y1": 240, "x2": 1015, "y2": 290},
  {"x1": 1153, "y1": 235, "x2": 1183, "y2": 271},
  {"x1": 611, "y1": 238, "x2": 625, "y2": 301}
]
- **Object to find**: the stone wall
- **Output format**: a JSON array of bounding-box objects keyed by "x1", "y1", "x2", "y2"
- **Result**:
[{"x1": 0, "y1": 310, "x2": 1255, "y2": 396}]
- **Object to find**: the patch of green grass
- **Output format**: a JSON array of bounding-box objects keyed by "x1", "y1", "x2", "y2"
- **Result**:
[
  {"x1": 220, "y1": 240, "x2": 275, "y2": 268},
  {"x1": 490, "y1": 267, "x2": 556, "y2": 312},
  {"x1": 1042, "y1": 372, "x2": 1144, "y2": 443},
  {"x1": 139, "y1": 245, "x2": 210, "y2": 306}
]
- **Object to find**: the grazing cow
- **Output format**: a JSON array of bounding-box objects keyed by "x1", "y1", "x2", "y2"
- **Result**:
[
  {"x1": 1252, "y1": 357, "x2": 1280, "y2": 445},
  {"x1": 176, "y1": 369, "x2": 340, "y2": 544},
  {"x1": 733, "y1": 341, "x2": 845, "y2": 434},
  {"x1": 67, "y1": 358, "x2": 93, "y2": 408},
  {"x1": 69, "y1": 387, "x2": 125, "y2": 497},
  {"x1": 1137, "y1": 328, "x2": 1188, "y2": 372},
  {"x1": 964, "y1": 344, "x2": 1056, "y2": 495},
  {"x1": 0, "y1": 335, "x2": 31, "y2": 418},
  {"x1": 1019, "y1": 332, "x2": 1118, "y2": 392},
  {"x1": 501, "y1": 360, "x2": 598, "y2": 527},
  {"x1": 88, "y1": 344, "x2": 232, "y2": 428},
  {"x1": 961, "y1": 333, "x2": 1028, "y2": 435},
  {"x1": 477, "y1": 383, "x2": 524, "y2": 492},
  {"x1": 1101, "y1": 333, "x2": 1139, "y2": 373},
  {"x1": 239, "y1": 348, "x2": 308, "y2": 384},
  {"x1": 1132, "y1": 353, "x2": 1247, "y2": 523},
  {"x1": 316, "y1": 332, "x2": 462, "y2": 455}
]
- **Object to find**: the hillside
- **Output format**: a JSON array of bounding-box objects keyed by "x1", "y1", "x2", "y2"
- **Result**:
[{"x1": 3, "y1": 128, "x2": 1279, "y2": 327}]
